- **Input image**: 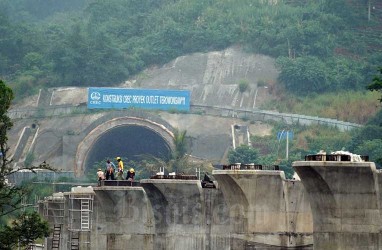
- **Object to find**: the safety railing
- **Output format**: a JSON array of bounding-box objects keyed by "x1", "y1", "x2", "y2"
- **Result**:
[{"x1": 222, "y1": 164, "x2": 280, "y2": 170}]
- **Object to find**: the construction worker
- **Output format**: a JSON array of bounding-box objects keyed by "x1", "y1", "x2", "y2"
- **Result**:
[
  {"x1": 116, "y1": 157, "x2": 124, "y2": 177},
  {"x1": 105, "y1": 160, "x2": 115, "y2": 180},
  {"x1": 97, "y1": 168, "x2": 105, "y2": 186},
  {"x1": 126, "y1": 168, "x2": 135, "y2": 186}
]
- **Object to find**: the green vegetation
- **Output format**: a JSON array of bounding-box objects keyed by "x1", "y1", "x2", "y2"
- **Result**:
[
  {"x1": 0, "y1": 211, "x2": 50, "y2": 250},
  {"x1": 367, "y1": 67, "x2": 382, "y2": 102},
  {"x1": 0, "y1": 0, "x2": 381, "y2": 186},
  {"x1": 228, "y1": 121, "x2": 358, "y2": 178},
  {"x1": 263, "y1": 90, "x2": 380, "y2": 124},
  {"x1": 24, "y1": 152, "x2": 35, "y2": 167},
  {"x1": 347, "y1": 101, "x2": 382, "y2": 166},
  {"x1": 246, "y1": 99, "x2": 382, "y2": 171},
  {"x1": 137, "y1": 129, "x2": 212, "y2": 175},
  {"x1": 0, "y1": 80, "x2": 51, "y2": 248},
  {"x1": 172, "y1": 129, "x2": 187, "y2": 160},
  {"x1": 228, "y1": 145, "x2": 259, "y2": 164},
  {"x1": 0, "y1": 79, "x2": 19, "y2": 217},
  {"x1": 0, "y1": 0, "x2": 380, "y2": 100},
  {"x1": 238, "y1": 79, "x2": 250, "y2": 93}
]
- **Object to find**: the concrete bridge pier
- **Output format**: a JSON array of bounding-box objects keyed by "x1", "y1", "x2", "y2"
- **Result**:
[
  {"x1": 293, "y1": 161, "x2": 382, "y2": 250},
  {"x1": 92, "y1": 186, "x2": 155, "y2": 250},
  {"x1": 140, "y1": 179, "x2": 230, "y2": 250},
  {"x1": 212, "y1": 170, "x2": 313, "y2": 249},
  {"x1": 40, "y1": 186, "x2": 155, "y2": 250}
]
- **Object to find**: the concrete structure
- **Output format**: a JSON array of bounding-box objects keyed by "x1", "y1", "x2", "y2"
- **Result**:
[
  {"x1": 7, "y1": 47, "x2": 361, "y2": 179},
  {"x1": 140, "y1": 179, "x2": 231, "y2": 250},
  {"x1": 7, "y1": 104, "x2": 359, "y2": 178},
  {"x1": 213, "y1": 168, "x2": 313, "y2": 249},
  {"x1": 92, "y1": 186, "x2": 154, "y2": 249},
  {"x1": 9, "y1": 110, "x2": 179, "y2": 176},
  {"x1": 39, "y1": 170, "x2": 313, "y2": 249},
  {"x1": 294, "y1": 156, "x2": 382, "y2": 250},
  {"x1": 74, "y1": 115, "x2": 175, "y2": 175},
  {"x1": 8, "y1": 47, "x2": 279, "y2": 174},
  {"x1": 39, "y1": 185, "x2": 154, "y2": 250}
]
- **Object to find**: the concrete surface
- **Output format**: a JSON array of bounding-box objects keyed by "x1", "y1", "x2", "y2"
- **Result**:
[
  {"x1": 293, "y1": 161, "x2": 382, "y2": 250},
  {"x1": 7, "y1": 46, "x2": 278, "y2": 173},
  {"x1": 39, "y1": 170, "x2": 314, "y2": 249},
  {"x1": 212, "y1": 170, "x2": 313, "y2": 248},
  {"x1": 7, "y1": 46, "x2": 357, "y2": 174},
  {"x1": 140, "y1": 179, "x2": 231, "y2": 250},
  {"x1": 92, "y1": 187, "x2": 155, "y2": 250}
]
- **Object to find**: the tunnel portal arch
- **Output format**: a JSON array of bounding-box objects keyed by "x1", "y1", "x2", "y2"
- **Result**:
[{"x1": 75, "y1": 117, "x2": 175, "y2": 176}]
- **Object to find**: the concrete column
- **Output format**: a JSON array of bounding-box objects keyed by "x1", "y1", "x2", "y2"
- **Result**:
[
  {"x1": 141, "y1": 179, "x2": 230, "y2": 250},
  {"x1": 92, "y1": 187, "x2": 155, "y2": 250},
  {"x1": 212, "y1": 170, "x2": 313, "y2": 248},
  {"x1": 294, "y1": 161, "x2": 382, "y2": 250}
]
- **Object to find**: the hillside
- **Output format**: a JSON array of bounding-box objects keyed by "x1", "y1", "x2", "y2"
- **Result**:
[
  {"x1": 2, "y1": 0, "x2": 382, "y2": 167},
  {"x1": 0, "y1": 0, "x2": 381, "y2": 98}
]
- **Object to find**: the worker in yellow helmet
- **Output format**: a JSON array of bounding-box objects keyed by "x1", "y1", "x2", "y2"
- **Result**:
[
  {"x1": 126, "y1": 167, "x2": 135, "y2": 186},
  {"x1": 116, "y1": 157, "x2": 124, "y2": 179}
]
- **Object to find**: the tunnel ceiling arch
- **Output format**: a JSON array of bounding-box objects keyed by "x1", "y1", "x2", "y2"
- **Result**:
[{"x1": 76, "y1": 117, "x2": 175, "y2": 176}]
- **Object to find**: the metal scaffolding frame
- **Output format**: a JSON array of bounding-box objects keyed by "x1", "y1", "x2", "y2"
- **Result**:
[
  {"x1": 43, "y1": 195, "x2": 65, "y2": 223},
  {"x1": 43, "y1": 194, "x2": 65, "y2": 250},
  {"x1": 68, "y1": 193, "x2": 94, "y2": 250}
]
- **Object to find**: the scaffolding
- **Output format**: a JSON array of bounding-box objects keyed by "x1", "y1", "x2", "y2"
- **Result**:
[
  {"x1": 43, "y1": 194, "x2": 65, "y2": 224},
  {"x1": 68, "y1": 187, "x2": 94, "y2": 250},
  {"x1": 43, "y1": 193, "x2": 65, "y2": 250}
]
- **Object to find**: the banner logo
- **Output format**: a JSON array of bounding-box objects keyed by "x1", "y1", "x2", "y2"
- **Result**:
[{"x1": 90, "y1": 92, "x2": 101, "y2": 100}]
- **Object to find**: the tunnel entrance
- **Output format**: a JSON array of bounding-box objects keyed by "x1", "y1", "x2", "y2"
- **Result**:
[
  {"x1": 75, "y1": 117, "x2": 175, "y2": 176},
  {"x1": 85, "y1": 125, "x2": 171, "y2": 173}
]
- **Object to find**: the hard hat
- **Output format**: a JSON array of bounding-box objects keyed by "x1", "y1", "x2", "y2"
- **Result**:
[
  {"x1": 116, "y1": 157, "x2": 121, "y2": 160},
  {"x1": 130, "y1": 168, "x2": 135, "y2": 173},
  {"x1": 98, "y1": 168, "x2": 102, "y2": 171}
]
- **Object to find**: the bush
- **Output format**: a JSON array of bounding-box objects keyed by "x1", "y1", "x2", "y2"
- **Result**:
[{"x1": 238, "y1": 79, "x2": 249, "y2": 93}]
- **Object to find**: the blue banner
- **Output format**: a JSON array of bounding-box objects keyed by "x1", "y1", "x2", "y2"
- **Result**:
[
  {"x1": 277, "y1": 131, "x2": 293, "y2": 140},
  {"x1": 88, "y1": 88, "x2": 190, "y2": 111}
]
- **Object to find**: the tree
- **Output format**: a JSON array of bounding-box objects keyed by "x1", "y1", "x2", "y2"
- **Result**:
[
  {"x1": 171, "y1": 129, "x2": 188, "y2": 173},
  {"x1": 276, "y1": 56, "x2": 330, "y2": 94},
  {"x1": 228, "y1": 145, "x2": 259, "y2": 164},
  {"x1": 0, "y1": 80, "x2": 54, "y2": 216},
  {"x1": 0, "y1": 80, "x2": 51, "y2": 248},
  {"x1": 0, "y1": 80, "x2": 13, "y2": 155},
  {"x1": 0, "y1": 211, "x2": 50, "y2": 250},
  {"x1": 0, "y1": 79, "x2": 18, "y2": 217},
  {"x1": 172, "y1": 129, "x2": 187, "y2": 161},
  {"x1": 355, "y1": 139, "x2": 382, "y2": 167},
  {"x1": 367, "y1": 67, "x2": 382, "y2": 102},
  {"x1": 137, "y1": 129, "x2": 192, "y2": 174}
]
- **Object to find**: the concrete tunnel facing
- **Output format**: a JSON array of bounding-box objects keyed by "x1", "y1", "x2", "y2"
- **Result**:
[{"x1": 80, "y1": 124, "x2": 172, "y2": 176}]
